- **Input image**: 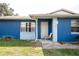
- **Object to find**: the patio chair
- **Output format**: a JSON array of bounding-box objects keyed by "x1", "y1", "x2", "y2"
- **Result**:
[{"x1": 43, "y1": 33, "x2": 53, "y2": 40}]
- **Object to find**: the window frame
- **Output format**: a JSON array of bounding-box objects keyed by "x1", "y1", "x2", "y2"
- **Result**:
[
  {"x1": 71, "y1": 19, "x2": 79, "y2": 34},
  {"x1": 20, "y1": 22, "x2": 35, "y2": 32}
]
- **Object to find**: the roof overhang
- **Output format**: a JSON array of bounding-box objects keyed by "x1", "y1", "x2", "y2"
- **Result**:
[
  {"x1": 0, "y1": 16, "x2": 33, "y2": 20},
  {"x1": 29, "y1": 9, "x2": 79, "y2": 19},
  {"x1": 30, "y1": 14, "x2": 79, "y2": 19}
]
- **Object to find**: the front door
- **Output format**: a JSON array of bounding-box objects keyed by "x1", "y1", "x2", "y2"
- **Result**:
[{"x1": 41, "y1": 22, "x2": 48, "y2": 38}]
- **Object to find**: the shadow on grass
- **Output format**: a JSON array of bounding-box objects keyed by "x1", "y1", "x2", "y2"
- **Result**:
[{"x1": 0, "y1": 40, "x2": 42, "y2": 47}]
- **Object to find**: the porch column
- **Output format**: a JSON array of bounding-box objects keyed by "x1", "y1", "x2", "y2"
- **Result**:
[
  {"x1": 53, "y1": 17, "x2": 58, "y2": 42},
  {"x1": 35, "y1": 19, "x2": 38, "y2": 41}
]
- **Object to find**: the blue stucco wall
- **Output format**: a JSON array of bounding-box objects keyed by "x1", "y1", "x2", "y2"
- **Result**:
[
  {"x1": 58, "y1": 18, "x2": 79, "y2": 42},
  {"x1": 38, "y1": 19, "x2": 52, "y2": 39},
  {"x1": 0, "y1": 20, "x2": 20, "y2": 39}
]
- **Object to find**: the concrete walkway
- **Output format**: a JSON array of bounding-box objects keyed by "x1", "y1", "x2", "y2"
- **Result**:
[{"x1": 40, "y1": 40, "x2": 79, "y2": 49}]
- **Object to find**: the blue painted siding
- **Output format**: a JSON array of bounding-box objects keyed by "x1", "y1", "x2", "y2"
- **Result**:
[
  {"x1": 38, "y1": 19, "x2": 52, "y2": 39},
  {"x1": 71, "y1": 34, "x2": 79, "y2": 42},
  {"x1": 58, "y1": 18, "x2": 71, "y2": 42},
  {"x1": 0, "y1": 20, "x2": 20, "y2": 39},
  {"x1": 58, "y1": 18, "x2": 79, "y2": 42}
]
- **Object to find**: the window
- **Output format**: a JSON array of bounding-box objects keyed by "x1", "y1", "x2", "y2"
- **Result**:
[
  {"x1": 71, "y1": 19, "x2": 79, "y2": 33},
  {"x1": 24, "y1": 22, "x2": 29, "y2": 32},
  {"x1": 31, "y1": 22, "x2": 35, "y2": 32},
  {"x1": 21, "y1": 22, "x2": 35, "y2": 32},
  {"x1": 21, "y1": 22, "x2": 26, "y2": 32}
]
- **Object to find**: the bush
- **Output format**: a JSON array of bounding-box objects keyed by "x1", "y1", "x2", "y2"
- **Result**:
[{"x1": 3, "y1": 36, "x2": 13, "y2": 41}]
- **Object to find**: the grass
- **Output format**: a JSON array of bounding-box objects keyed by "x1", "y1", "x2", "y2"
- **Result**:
[
  {"x1": 0, "y1": 47, "x2": 43, "y2": 56},
  {"x1": 0, "y1": 39, "x2": 41, "y2": 47},
  {"x1": 0, "y1": 39, "x2": 79, "y2": 56},
  {"x1": 0, "y1": 39, "x2": 43, "y2": 56},
  {"x1": 69, "y1": 42, "x2": 79, "y2": 45},
  {"x1": 43, "y1": 49, "x2": 79, "y2": 56}
]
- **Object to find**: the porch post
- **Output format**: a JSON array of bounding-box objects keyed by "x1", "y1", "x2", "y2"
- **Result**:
[
  {"x1": 35, "y1": 19, "x2": 38, "y2": 41},
  {"x1": 53, "y1": 17, "x2": 58, "y2": 42}
]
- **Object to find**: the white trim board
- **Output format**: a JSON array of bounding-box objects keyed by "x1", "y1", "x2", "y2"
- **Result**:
[
  {"x1": 53, "y1": 17, "x2": 58, "y2": 42},
  {"x1": 35, "y1": 19, "x2": 38, "y2": 40},
  {"x1": 71, "y1": 32, "x2": 79, "y2": 34},
  {"x1": 20, "y1": 32, "x2": 35, "y2": 40}
]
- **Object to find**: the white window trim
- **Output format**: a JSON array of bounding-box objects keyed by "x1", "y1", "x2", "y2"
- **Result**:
[
  {"x1": 71, "y1": 32, "x2": 79, "y2": 34},
  {"x1": 71, "y1": 19, "x2": 79, "y2": 34}
]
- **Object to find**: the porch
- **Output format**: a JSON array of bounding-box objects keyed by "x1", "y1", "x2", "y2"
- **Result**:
[{"x1": 20, "y1": 18, "x2": 58, "y2": 42}]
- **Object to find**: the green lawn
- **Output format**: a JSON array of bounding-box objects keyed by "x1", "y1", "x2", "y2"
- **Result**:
[
  {"x1": 0, "y1": 40, "x2": 79, "y2": 56},
  {"x1": 43, "y1": 49, "x2": 79, "y2": 56},
  {"x1": 70, "y1": 42, "x2": 79, "y2": 45},
  {"x1": 0, "y1": 40, "x2": 41, "y2": 47}
]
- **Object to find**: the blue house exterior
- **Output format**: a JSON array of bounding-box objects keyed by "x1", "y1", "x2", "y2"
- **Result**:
[
  {"x1": 0, "y1": 20, "x2": 20, "y2": 39},
  {"x1": 0, "y1": 9, "x2": 79, "y2": 42}
]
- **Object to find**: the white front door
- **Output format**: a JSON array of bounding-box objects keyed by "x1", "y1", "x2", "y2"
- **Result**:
[{"x1": 41, "y1": 22, "x2": 48, "y2": 38}]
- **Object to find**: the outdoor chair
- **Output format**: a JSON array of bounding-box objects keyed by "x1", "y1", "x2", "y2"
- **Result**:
[{"x1": 43, "y1": 33, "x2": 53, "y2": 40}]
